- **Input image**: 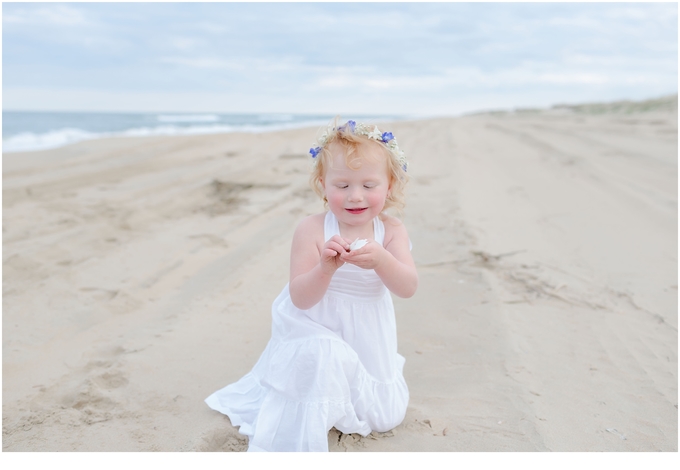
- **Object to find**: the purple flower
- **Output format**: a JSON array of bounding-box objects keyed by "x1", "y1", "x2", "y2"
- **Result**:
[
  {"x1": 338, "y1": 121, "x2": 356, "y2": 133},
  {"x1": 402, "y1": 163, "x2": 408, "y2": 172},
  {"x1": 309, "y1": 147, "x2": 321, "y2": 158},
  {"x1": 381, "y1": 132, "x2": 394, "y2": 143}
]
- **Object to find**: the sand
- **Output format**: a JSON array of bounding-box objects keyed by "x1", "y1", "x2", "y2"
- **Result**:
[{"x1": 2, "y1": 102, "x2": 677, "y2": 452}]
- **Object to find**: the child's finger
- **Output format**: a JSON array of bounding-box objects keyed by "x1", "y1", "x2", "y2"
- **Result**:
[
  {"x1": 346, "y1": 244, "x2": 369, "y2": 256},
  {"x1": 331, "y1": 236, "x2": 351, "y2": 251},
  {"x1": 323, "y1": 248, "x2": 341, "y2": 259},
  {"x1": 341, "y1": 254, "x2": 366, "y2": 265},
  {"x1": 343, "y1": 252, "x2": 373, "y2": 264},
  {"x1": 326, "y1": 243, "x2": 349, "y2": 258},
  {"x1": 327, "y1": 239, "x2": 349, "y2": 253}
]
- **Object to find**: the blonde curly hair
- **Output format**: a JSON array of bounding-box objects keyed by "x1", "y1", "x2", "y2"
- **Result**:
[{"x1": 309, "y1": 118, "x2": 408, "y2": 215}]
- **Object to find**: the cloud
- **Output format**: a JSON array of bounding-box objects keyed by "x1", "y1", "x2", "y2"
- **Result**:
[
  {"x1": 3, "y1": 4, "x2": 89, "y2": 26},
  {"x1": 604, "y1": 4, "x2": 678, "y2": 22},
  {"x1": 159, "y1": 57, "x2": 244, "y2": 70},
  {"x1": 310, "y1": 59, "x2": 676, "y2": 94},
  {"x1": 2, "y1": 3, "x2": 676, "y2": 114},
  {"x1": 170, "y1": 37, "x2": 206, "y2": 53}
]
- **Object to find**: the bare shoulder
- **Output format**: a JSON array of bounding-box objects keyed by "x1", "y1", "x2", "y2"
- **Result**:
[
  {"x1": 381, "y1": 213, "x2": 406, "y2": 232},
  {"x1": 380, "y1": 214, "x2": 409, "y2": 246},
  {"x1": 290, "y1": 213, "x2": 327, "y2": 279},
  {"x1": 293, "y1": 212, "x2": 326, "y2": 244}
]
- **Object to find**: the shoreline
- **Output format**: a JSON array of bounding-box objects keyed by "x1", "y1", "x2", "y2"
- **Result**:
[
  {"x1": 1, "y1": 113, "x2": 407, "y2": 154},
  {"x1": 4, "y1": 94, "x2": 676, "y2": 155}
]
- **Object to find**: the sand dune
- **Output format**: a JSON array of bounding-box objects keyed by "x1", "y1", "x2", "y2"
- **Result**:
[{"x1": 2, "y1": 100, "x2": 677, "y2": 451}]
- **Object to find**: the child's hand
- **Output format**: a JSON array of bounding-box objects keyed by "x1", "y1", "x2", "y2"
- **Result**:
[
  {"x1": 320, "y1": 235, "x2": 351, "y2": 275},
  {"x1": 339, "y1": 240, "x2": 386, "y2": 270}
]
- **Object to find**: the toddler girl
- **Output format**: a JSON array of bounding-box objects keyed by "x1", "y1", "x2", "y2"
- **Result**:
[{"x1": 205, "y1": 119, "x2": 418, "y2": 451}]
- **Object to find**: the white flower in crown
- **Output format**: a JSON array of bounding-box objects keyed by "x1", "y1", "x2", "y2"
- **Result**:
[
  {"x1": 309, "y1": 120, "x2": 408, "y2": 172},
  {"x1": 367, "y1": 126, "x2": 383, "y2": 141}
]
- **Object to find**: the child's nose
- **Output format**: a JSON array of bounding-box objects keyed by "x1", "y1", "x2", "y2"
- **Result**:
[{"x1": 348, "y1": 187, "x2": 363, "y2": 201}]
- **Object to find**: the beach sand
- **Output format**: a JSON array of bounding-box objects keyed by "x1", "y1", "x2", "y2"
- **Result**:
[{"x1": 2, "y1": 100, "x2": 677, "y2": 451}]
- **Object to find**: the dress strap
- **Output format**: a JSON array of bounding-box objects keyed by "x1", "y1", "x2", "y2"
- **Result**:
[
  {"x1": 373, "y1": 216, "x2": 385, "y2": 246},
  {"x1": 323, "y1": 211, "x2": 339, "y2": 242}
]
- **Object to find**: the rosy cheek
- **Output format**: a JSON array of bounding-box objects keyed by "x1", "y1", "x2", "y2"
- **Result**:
[
  {"x1": 368, "y1": 192, "x2": 385, "y2": 206},
  {"x1": 327, "y1": 192, "x2": 344, "y2": 207}
]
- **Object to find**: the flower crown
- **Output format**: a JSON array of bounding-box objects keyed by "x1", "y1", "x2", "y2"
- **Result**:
[{"x1": 309, "y1": 120, "x2": 408, "y2": 172}]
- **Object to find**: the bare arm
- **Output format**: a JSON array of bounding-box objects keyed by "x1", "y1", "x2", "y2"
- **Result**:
[
  {"x1": 340, "y1": 217, "x2": 418, "y2": 298},
  {"x1": 289, "y1": 215, "x2": 351, "y2": 310}
]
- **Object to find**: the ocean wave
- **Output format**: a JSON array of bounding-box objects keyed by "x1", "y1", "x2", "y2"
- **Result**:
[
  {"x1": 2, "y1": 120, "x2": 331, "y2": 153},
  {"x1": 156, "y1": 114, "x2": 220, "y2": 123},
  {"x1": 2, "y1": 128, "x2": 100, "y2": 153},
  {"x1": 256, "y1": 114, "x2": 295, "y2": 122}
]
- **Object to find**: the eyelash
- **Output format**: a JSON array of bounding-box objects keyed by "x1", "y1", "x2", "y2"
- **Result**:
[{"x1": 337, "y1": 185, "x2": 374, "y2": 189}]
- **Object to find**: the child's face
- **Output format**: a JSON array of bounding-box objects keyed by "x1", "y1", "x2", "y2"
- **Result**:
[{"x1": 321, "y1": 141, "x2": 391, "y2": 229}]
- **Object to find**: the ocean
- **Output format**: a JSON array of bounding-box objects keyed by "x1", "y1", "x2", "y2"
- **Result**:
[{"x1": 2, "y1": 111, "x2": 404, "y2": 153}]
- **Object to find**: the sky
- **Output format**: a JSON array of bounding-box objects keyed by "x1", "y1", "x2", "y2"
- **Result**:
[{"x1": 2, "y1": 2, "x2": 678, "y2": 116}]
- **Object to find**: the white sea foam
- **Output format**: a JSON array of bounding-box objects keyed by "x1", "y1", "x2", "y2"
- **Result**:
[
  {"x1": 121, "y1": 124, "x2": 237, "y2": 137},
  {"x1": 2, "y1": 120, "x2": 331, "y2": 153},
  {"x1": 2, "y1": 112, "x2": 404, "y2": 153},
  {"x1": 2, "y1": 128, "x2": 100, "y2": 153}
]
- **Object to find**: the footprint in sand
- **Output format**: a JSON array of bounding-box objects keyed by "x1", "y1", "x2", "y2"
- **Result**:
[{"x1": 196, "y1": 427, "x2": 248, "y2": 451}]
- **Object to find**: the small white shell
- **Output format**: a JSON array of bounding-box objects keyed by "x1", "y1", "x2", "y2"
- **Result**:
[{"x1": 349, "y1": 238, "x2": 368, "y2": 251}]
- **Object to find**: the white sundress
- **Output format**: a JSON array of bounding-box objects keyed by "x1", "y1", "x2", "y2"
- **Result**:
[{"x1": 205, "y1": 211, "x2": 409, "y2": 452}]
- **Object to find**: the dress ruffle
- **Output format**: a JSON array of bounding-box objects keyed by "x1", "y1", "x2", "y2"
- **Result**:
[{"x1": 205, "y1": 336, "x2": 408, "y2": 452}]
